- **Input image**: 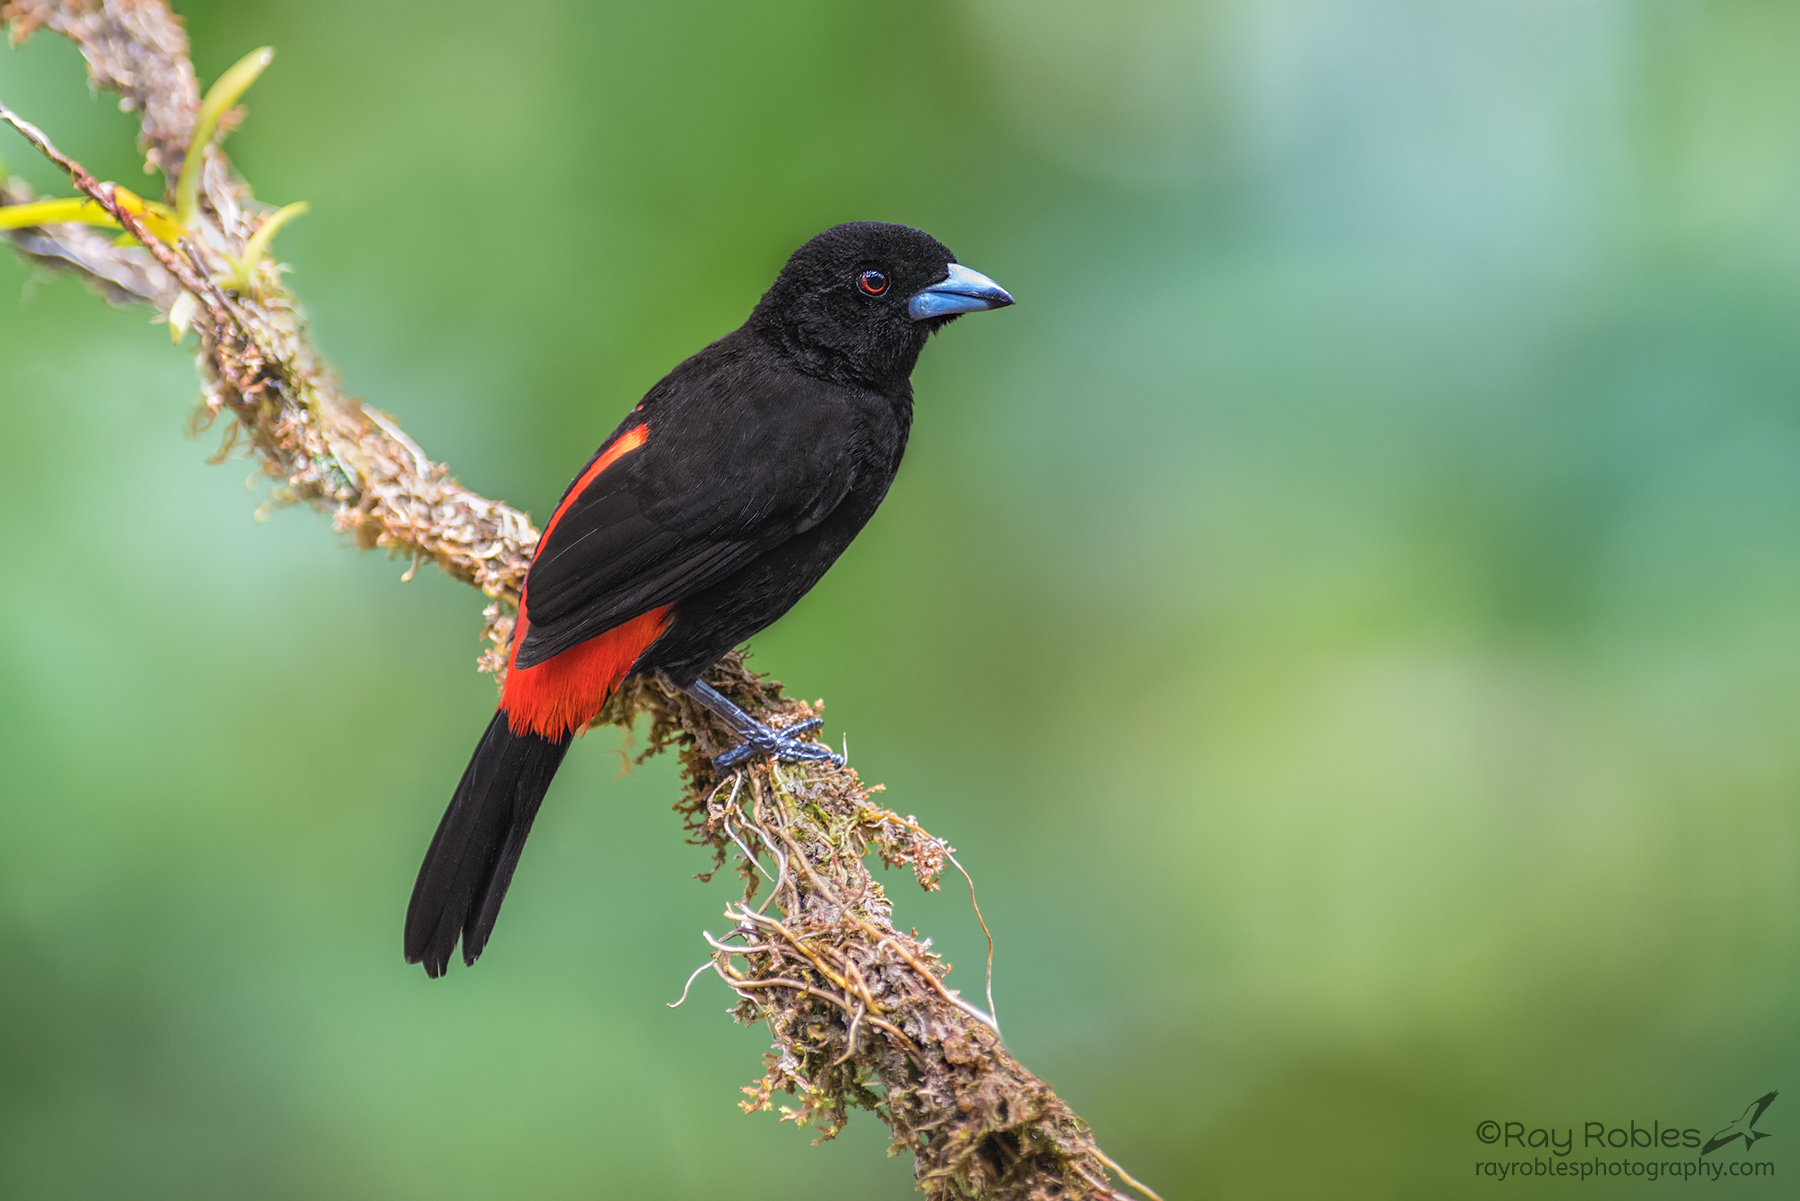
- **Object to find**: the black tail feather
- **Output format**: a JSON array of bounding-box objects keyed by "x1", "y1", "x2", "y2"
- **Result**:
[{"x1": 404, "y1": 711, "x2": 572, "y2": 977}]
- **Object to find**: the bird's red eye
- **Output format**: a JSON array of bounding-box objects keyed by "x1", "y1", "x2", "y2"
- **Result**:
[{"x1": 858, "y1": 269, "x2": 888, "y2": 296}]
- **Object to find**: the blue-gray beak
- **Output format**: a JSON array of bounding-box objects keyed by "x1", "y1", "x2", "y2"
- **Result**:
[{"x1": 907, "y1": 262, "x2": 1015, "y2": 321}]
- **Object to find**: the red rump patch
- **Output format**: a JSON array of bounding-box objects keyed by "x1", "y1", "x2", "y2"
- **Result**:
[
  {"x1": 501, "y1": 606, "x2": 671, "y2": 740},
  {"x1": 500, "y1": 422, "x2": 665, "y2": 740}
]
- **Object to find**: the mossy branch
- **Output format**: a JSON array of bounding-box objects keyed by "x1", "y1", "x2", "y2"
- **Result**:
[{"x1": 0, "y1": 3, "x2": 1161, "y2": 1198}]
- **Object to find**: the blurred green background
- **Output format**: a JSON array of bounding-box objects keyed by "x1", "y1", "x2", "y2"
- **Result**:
[{"x1": 4, "y1": 0, "x2": 1799, "y2": 1196}]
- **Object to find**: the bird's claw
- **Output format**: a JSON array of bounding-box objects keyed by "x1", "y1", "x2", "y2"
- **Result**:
[{"x1": 714, "y1": 717, "x2": 843, "y2": 772}]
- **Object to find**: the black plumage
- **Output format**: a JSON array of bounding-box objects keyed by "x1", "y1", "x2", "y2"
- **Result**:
[
  {"x1": 407, "y1": 712, "x2": 570, "y2": 972},
  {"x1": 405, "y1": 222, "x2": 1013, "y2": 976}
]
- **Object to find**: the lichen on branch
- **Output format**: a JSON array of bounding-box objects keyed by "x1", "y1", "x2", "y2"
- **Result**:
[
  {"x1": 606, "y1": 663, "x2": 1143, "y2": 1197},
  {"x1": 2, "y1": 0, "x2": 536, "y2": 669},
  {"x1": 0, "y1": 4, "x2": 1160, "y2": 1198}
]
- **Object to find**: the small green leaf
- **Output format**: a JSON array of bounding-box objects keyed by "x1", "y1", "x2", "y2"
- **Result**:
[
  {"x1": 176, "y1": 47, "x2": 275, "y2": 228},
  {"x1": 0, "y1": 197, "x2": 116, "y2": 230},
  {"x1": 226, "y1": 200, "x2": 308, "y2": 292}
]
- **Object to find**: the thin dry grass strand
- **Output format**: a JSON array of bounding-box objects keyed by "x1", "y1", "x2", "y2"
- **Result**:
[
  {"x1": 667, "y1": 960, "x2": 716, "y2": 1009},
  {"x1": 1090, "y1": 1147, "x2": 1170, "y2": 1201},
  {"x1": 946, "y1": 849, "x2": 1000, "y2": 1036}
]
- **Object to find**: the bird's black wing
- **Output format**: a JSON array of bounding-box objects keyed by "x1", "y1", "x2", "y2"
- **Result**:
[{"x1": 516, "y1": 355, "x2": 858, "y2": 667}]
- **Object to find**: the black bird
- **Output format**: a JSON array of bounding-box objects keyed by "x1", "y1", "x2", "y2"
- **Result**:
[{"x1": 404, "y1": 222, "x2": 1013, "y2": 977}]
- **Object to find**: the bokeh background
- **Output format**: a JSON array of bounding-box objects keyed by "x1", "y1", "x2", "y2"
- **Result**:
[{"x1": 4, "y1": 0, "x2": 1799, "y2": 1196}]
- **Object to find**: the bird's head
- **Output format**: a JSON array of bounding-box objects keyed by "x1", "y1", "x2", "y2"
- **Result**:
[{"x1": 748, "y1": 221, "x2": 1014, "y2": 390}]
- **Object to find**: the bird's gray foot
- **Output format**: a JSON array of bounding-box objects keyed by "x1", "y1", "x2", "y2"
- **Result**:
[
  {"x1": 714, "y1": 717, "x2": 839, "y2": 769},
  {"x1": 683, "y1": 680, "x2": 844, "y2": 772}
]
